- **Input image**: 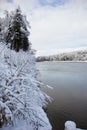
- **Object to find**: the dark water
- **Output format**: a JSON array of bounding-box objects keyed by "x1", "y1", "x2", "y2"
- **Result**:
[{"x1": 37, "y1": 61, "x2": 87, "y2": 130}]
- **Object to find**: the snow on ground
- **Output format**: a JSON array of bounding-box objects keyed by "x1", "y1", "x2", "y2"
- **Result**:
[
  {"x1": 0, "y1": 119, "x2": 51, "y2": 130},
  {"x1": 0, "y1": 121, "x2": 33, "y2": 130}
]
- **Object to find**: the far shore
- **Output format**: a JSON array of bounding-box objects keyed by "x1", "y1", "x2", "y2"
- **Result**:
[{"x1": 36, "y1": 60, "x2": 87, "y2": 62}]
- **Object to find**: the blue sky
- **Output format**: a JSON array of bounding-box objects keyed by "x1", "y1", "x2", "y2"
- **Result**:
[
  {"x1": 6, "y1": 0, "x2": 68, "y2": 6},
  {"x1": 7, "y1": 0, "x2": 13, "y2": 3},
  {"x1": 39, "y1": 0, "x2": 67, "y2": 6},
  {"x1": 0, "y1": 0, "x2": 87, "y2": 56}
]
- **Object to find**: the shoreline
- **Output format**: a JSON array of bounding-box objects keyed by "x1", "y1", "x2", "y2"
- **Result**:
[{"x1": 37, "y1": 60, "x2": 87, "y2": 63}]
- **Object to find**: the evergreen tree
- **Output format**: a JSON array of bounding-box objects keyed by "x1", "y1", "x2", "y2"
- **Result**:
[{"x1": 6, "y1": 8, "x2": 30, "y2": 52}]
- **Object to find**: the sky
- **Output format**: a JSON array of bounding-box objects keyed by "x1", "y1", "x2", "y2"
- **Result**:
[{"x1": 0, "y1": 0, "x2": 87, "y2": 56}]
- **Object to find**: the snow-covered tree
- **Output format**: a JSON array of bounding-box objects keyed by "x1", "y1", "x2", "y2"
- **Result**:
[
  {"x1": 0, "y1": 11, "x2": 12, "y2": 43},
  {"x1": 6, "y1": 8, "x2": 30, "y2": 52},
  {"x1": 0, "y1": 8, "x2": 52, "y2": 130},
  {"x1": 0, "y1": 17, "x2": 4, "y2": 42}
]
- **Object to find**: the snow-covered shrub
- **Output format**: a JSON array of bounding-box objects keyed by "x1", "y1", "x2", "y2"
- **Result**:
[{"x1": 0, "y1": 43, "x2": 52, "y2": 129}]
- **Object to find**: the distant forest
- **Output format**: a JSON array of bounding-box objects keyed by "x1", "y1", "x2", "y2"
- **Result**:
[{"x1": 37, "y1": 50, "x2": 87, "y2": 62}]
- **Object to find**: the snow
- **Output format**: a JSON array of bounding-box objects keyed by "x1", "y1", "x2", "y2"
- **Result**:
[
  {"x1": 0, "y1": 121, "x2": 33, "y2": 130},
  {"x1": 20, "y1": 27, "x2": 29, "y2": 36},
  {"x1": 64, "y1": 121, "x2": 83, "y2": 130},
  {"x1": 65, "y1": 121, "x2": 76, "y2": 130},
  {"x1": 0, "y1": 101, "x2": 13, "y2": 125},
  {"x1": 0, "y1": 43, "x2": 52, "y2": 130}
]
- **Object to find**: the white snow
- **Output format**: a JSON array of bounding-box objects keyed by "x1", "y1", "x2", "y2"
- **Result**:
[
  {"x1": 65, "y1": 121, "x2": 83, "y2": 130},
  {"x1": 0, "y1": 43, "x2": 52, "y2": 130}
]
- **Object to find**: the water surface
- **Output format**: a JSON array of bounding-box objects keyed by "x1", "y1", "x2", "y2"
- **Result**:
[{"x1": 37, "y1": 62, "x2": 87, "y2": 130}]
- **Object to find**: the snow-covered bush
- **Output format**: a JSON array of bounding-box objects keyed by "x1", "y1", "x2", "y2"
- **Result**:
[{"x1": 0, "y1": 42, "x2": 52, "y2": 129}]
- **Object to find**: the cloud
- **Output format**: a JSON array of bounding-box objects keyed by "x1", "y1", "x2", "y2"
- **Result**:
[
  {"x1": 0, "y1": 0, "x2": 39, "y2": 16},
  {"x1": 13, "y1": 0, "x2": 39, "y2": 11},
  {"x1": 0, "y1": 0, "x2": 15, "y2": 16},
  {"x1": 0, "y1": 0, "x2": 87, "y2": 56},
  {"x1": 29, "y1": 0, "x2": 87, "y2": 55}
]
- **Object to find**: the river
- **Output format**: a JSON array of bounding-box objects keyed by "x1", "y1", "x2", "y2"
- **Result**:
[{"x1": 37, "y1": 61, "x2": 87, "y2": 130}]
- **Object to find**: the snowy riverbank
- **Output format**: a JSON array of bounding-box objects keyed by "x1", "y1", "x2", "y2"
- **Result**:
[
  {"x1": 0, "y1": 121, "x2": 83, "y2": 130},
  {"x1": 0, "y1": 43, "x2": 52, "y2": 130}
]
